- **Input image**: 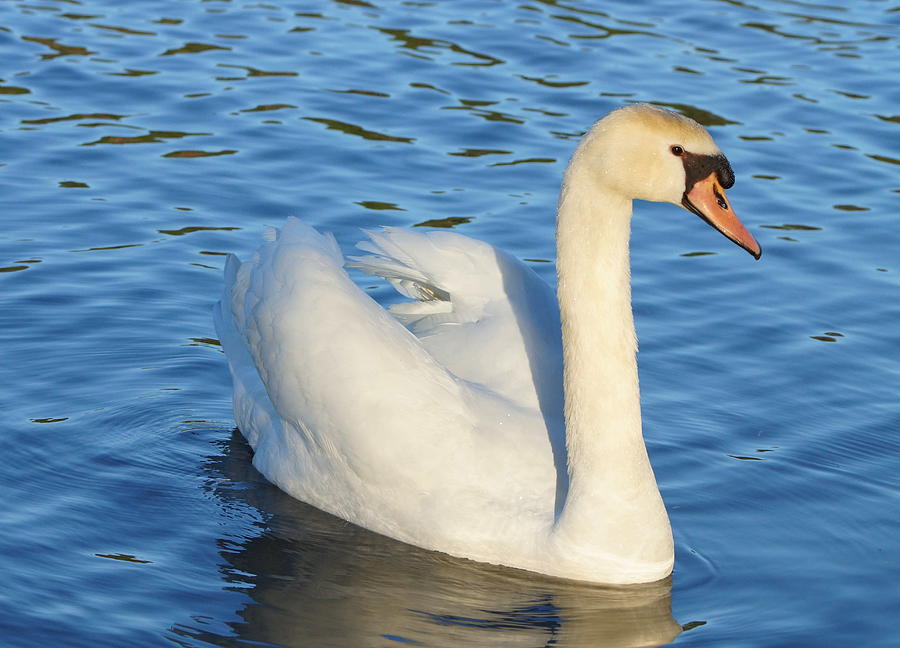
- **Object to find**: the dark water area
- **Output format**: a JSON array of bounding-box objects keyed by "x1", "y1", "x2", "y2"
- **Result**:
[{"x1": 1, "y1": 0, "x2": 898, "y2": 646}]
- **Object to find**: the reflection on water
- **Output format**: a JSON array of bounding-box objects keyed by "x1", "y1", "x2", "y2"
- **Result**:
[
  {"x1": 303, "y1": 116, "x2": 416, "y2": 143},
  {"x1": 182, "y1": 432, "x2": 684, "y2": 648}
]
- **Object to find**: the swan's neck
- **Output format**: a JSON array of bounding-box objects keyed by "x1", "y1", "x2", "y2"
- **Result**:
[{"x1": 552, "y1": 160, "x2": 672, "y2": 575}]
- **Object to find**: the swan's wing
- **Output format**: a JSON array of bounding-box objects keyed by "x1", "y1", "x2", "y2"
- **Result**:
[
  {"x1": 214, "y1": 218, "x2": 556, "y2": 545},
  {"x1": 350, "y1": 227, "x2": 563, "y2": 416}
]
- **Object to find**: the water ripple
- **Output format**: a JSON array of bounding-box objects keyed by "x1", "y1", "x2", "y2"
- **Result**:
[{"x1": 1, "y1": 1, "x2": 899, "y2": 646}]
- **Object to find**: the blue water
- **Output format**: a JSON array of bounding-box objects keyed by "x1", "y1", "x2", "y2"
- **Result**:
[{"x1": 1, "y1": 1, "x2": 898, "y2": 646}]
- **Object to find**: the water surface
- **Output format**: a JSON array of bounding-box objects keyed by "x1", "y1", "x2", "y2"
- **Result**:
[{"x1": 1, "y1": 1, "x2": 898, "y2": 646}]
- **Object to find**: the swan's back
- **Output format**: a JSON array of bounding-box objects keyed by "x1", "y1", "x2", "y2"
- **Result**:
[
  {"x1": 351, "y1": 226, "x2": 563, "y2": 413},
  {"x1": 214, "y1": 219, "x2": 561, "y2": 560}
]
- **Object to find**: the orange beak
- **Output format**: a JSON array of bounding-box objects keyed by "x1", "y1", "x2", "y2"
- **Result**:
[{"x1": 682, "y1": 172, "x2": 761, "y2": 259}]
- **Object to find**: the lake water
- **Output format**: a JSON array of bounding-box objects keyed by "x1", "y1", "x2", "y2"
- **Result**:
[{"x1": 1, "y1": 0, "x2": 898, "y2": 646}]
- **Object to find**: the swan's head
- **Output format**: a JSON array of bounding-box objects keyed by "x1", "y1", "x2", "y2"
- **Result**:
[{"x1": 576, "y1": 103, "x2": 761, "y2": 259}]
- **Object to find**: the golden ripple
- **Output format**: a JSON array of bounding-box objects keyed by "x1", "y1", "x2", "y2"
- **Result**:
[
  {"x1": 760, "y1": 223, "x2": 822, "y2": 231},
  {"x1": 239, "y1": 104, "x2": 297, "y2": 113},
  {"x1": 329, "y1": 89, "x2": 390, "y2": 98},
  {"x1": 522, "y1": 107, "x2": 567, "y2": 117},
  {"x1": 163, "y1": 150, "x2": 238, "y2": 158},
  {"x1": 793, "y1": 93, "x2": 819, "y2": 103},
  {"x1": 488, "y1": 157, "x2": 556, "y2": 167},
  {"x1": 519, "y1": 75, "x2": 589, "y2": 88},
  {"x1": 95, "y1": 553, "x2": 152, "y2": 564},
  {"x1": 414, "y1": 217, "x2": 471, "y2": 228},
  {"x1": 867, "y1": 153, "x2": 900, "y2": 166},
  {"x1": 739, "y1": 75, "x2": 794, "y2": 86},
  {"x1": 217, "y1": 64, "x2": 298, "y2": 78},
  {"x1": 187, "y1": 337, "x2": 221, "y2": 348},
  {"x1": 832, "y1": 90, "x2": 870, "y2": 99},
  {"x1": 728, "y1": 446, "x2": 778, "y2": 461},
  {"x1": 372, "y1": 27, "x2": 504, "y2": 67},
  {"x1": 356, "y1": 201, "x2": 405, "y2": 211},
  {"x1": 646, "y1": 102, "x2": 741, "y2": 126},
  {"x1": 82, "y1": 131, "x2": 211, "y2": 146},
  {"x1": 303, "y1": 117, "x2": 414, "y2": 143},
  {"x1": 107, "y1": 69, "x2": 158, "y2": 77},
  {"x1": 22, "y1": 35, "x2": 94, "y2": 59},
  {"x1": 442, "y1": 99, "x2": 524, "y2": 124},
  {"x1": 89, "y1": 24, "x2": 156, "y2": 36},
  {"x1": 158, "y1": 226, "x2": 240, "y2": 236},
  {"x1": 448, "y1": 149, "x2": 511, "y2": 158},
  {"x1": 552, "y1": 14, "x2": 663, "y2": 41},
  {"x1": 72, "y1": 244, "x2": 142, "y2": 252},
  {"x1": 59, "y1": 13, "x2": 103, "y2": 21},
  {"x1": 811, "y1": 331, "x2": 844, "y2": 342},
  {"x1": 160, "y1": 42, "x2": 231, "y2": 56},
  {"x1": 409, "y1": 82, "x2": 451, "y2": 95},
  {"x1": 22, "y1": 112, "x2": 127, "y2": 125}
]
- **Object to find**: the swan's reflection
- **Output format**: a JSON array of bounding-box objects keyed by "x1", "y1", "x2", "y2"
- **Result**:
[{"x1": 193, "y1": 431, "x2": 682, "y2": 647}]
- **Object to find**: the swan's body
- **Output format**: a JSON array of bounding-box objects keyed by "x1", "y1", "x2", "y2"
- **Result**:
[{"x1": 215, "y1": 104, "x2": 760, "y2": 584}]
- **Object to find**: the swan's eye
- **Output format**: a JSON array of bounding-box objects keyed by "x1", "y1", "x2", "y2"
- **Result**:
[{"x1": 670, "y1": 145, "x2": 684, "y2": 156}]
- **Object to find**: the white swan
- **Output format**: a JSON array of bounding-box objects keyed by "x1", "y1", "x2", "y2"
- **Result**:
[{"x1": 214, "y1": 103, "x2": 760, "y2": 585}]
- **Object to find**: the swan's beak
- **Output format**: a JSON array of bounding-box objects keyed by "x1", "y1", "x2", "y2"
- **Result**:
[{"x1": 682, "y1": 172, "x2": 761, "y2": 259}]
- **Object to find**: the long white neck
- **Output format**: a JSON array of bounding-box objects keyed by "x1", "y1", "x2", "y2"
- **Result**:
[{"x1": 551, "y1": 154, "x2": 673, "y2": 578}]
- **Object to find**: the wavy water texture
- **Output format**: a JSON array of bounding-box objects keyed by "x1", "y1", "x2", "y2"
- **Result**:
[{"x1": 0, "y1": 1, "x2": 898, "y2": 647}]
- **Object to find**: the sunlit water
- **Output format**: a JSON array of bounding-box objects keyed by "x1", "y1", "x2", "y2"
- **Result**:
[{"x1": 1, "y1": 1, "x2": 898, "y2": 646}]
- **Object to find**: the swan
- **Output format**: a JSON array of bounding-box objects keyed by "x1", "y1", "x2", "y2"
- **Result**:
[{"x1": 214, "y1": 103, "x2": 760, "y2": 585}]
